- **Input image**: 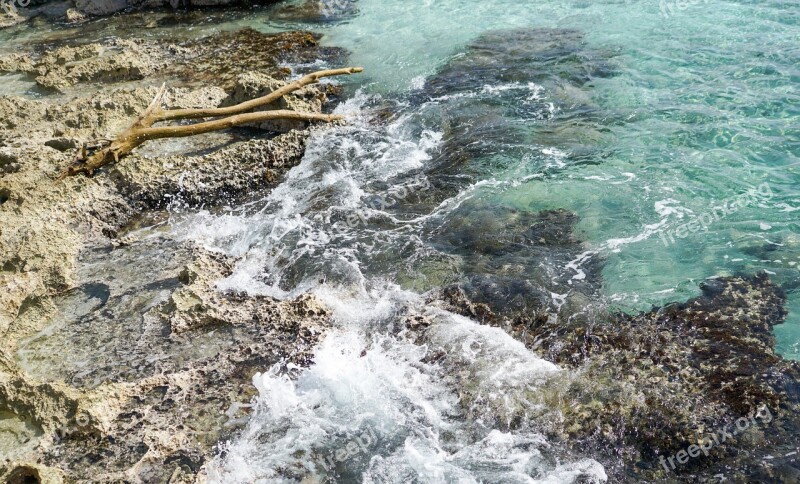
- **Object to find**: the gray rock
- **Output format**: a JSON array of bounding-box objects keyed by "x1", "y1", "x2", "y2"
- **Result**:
[
  {"x1": 74, "y1": 0, "x2": 253, "y2": 17},
  {"x1": 74, "y1": 0, "x2": 131, "y2": 15}
]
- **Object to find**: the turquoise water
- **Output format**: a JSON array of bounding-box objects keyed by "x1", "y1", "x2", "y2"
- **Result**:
[
  {"x1": 249, "y1": 0, "x2": 800, "y2": 355},
  {"x1": 171, "y1": 2, "x2": 798, "y2": 479}
]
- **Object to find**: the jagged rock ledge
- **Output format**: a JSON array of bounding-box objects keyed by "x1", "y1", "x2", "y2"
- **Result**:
[{"x1": 0, "y1": 27, "x2": 345, "y2": 482}]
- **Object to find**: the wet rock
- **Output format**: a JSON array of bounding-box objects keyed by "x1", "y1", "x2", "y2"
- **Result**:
[
  {"x1": 431, "y1": 205, "x2": 603, "y2": 322},
  {"x1": 439, "y1": 272, "x2": 800, "y2": 482},
  {"x1": 425, "y1": 28, "x2": 617, "y2": 98},
  {"x1": 271, "y1": 0, "x2": 359, "y2": 23},
  {"x1": 416, "y1": 28, "x2": 621, "y2": 195},
  {"x1": 177, "y1": 28, "x2": 348, "y2": 89}
]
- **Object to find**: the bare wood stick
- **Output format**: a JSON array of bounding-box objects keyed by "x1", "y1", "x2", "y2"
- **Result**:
[
  {"x1": 152, "y1": 67, "x2": 363, "y2": 122},
  {"x1": 139, "y1": 111, "x2": 343, "y2": 140},
  {"x1": 60, "y1": 111, "x2": 343, "y2": 178},
  {"x1": 59, "y1": 67, "x2": 363, "y2": 179},
  {"x1": 132, "y1": 82, "x2": 167, "y2": 129}
]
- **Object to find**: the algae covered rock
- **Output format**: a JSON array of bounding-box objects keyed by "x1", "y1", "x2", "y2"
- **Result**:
[{"x1": 439, "y1": 272, "x2": 800, "y2": 482}]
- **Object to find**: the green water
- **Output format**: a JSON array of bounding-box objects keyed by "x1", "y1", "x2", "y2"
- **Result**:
[{"x1": 255, "y1": 0, "x2": 800, "y2": 357}]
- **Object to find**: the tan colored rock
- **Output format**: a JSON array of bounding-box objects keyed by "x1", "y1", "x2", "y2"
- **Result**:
[
  {"x1": 0, "y1": 9, "x2": 24, "y2": 29},
  {"x1": 33, "y1": 43, "x2": 164, "y2": 91},
  {"x1": 0, "y1": 39, "x2": 343, "y2": 482},
  {"x1": 65, "y1": 8, "x2": 87, "y2": 23},
  {"x1": 4, "y1": 463, "x2": 65, "y2": 484}
]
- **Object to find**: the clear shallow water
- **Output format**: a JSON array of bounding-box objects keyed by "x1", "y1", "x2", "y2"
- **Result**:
[
  {"x1": 248, "y1": 0, "x2": 800, "y2": 352},
  {"x1": 181, "y1": 1, "x2": 797, "y2": 479}
]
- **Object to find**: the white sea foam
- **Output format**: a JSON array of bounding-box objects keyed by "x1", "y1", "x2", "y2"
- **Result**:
[
  {"x1": 176, "y1": 87, "x2": 605, "y2": 483},
  {"x1": 208, "y1": 298, "x2": 605, "y2": 483}
]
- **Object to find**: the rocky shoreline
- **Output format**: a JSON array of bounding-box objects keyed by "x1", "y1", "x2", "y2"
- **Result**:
[
  {"x1": 0, "y1": 24, "x2": 341, "y2": 483},
  {"x1": 436, "y1": 273, "x2": 800, "y2": 482},
  {"x1": 0, "y1": 1, "x2": 261, "y2": 27},
  {"x1": 1, "y1": 0, "x2": 356, "y2": 29}
]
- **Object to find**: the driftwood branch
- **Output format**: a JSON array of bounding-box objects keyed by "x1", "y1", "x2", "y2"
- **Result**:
[
  {"x1": 152, "y1": 67, "x2": 363, "y2": 122},
  {"x1": 59, "y1": 67, "x2": 364, "y2": 179}
]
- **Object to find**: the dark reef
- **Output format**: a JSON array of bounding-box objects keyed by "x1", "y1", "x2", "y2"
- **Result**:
[{"x1": 441, "y1": 265, "x2": 800, "y2": 482}]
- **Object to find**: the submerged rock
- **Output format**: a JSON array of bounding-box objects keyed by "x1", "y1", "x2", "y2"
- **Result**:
[
  {"x1": 425, "y1": 28, "x2": 616, "y2": 98},
  {"x1": 271, "y1": 0, "x2": 359, "y2": 23},
  {"x1": 436, "y1": 272, "x2": 800, "y2": 482},
  {"x1": 429, "y1": 205, "x2": 603, "y2": 326},
  {"x1": 412, "y1": 27, "x2": 622, "y2": 202}
]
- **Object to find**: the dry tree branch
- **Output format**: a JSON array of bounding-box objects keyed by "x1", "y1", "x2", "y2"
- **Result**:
[
  {"x1": 132, "y1": 82, "x2": 168, "y2": 129},
  {"x1": 140, "y1": 110, "x2": 343, "y2": 140},
  {"x1": 59, "y1": 67, "x2": 364, "y2": 179},
  {"x1": 151, "y1": 67, "x2": 363, "y2": 122}
]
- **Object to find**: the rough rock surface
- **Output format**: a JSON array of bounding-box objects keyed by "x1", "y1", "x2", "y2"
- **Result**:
[
  {"x1": 436, "y1": 269, "x2": 800, "y2": 482},
  {"x1": 74, "y1": 0, "x2": 256, "y2": 17},
  {"x1": 0, "y1": 29, "x2": 346, "y2": 94},
  {"x1": 0, "y1": 28, "x2": 345, "y2": 482},
  {"x1": 2, "y1": 1, "x2": 353, "y2": 26},
  {"x1": 1, "y1": 1, "x2": 278, "y2": 20}
]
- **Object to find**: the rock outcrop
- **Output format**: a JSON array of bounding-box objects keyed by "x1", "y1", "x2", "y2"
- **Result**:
[
  {"x1": 0, "y1": 28, "x2": 347, "y2": 482},
  {"x1": 0, "y1": 29, "x2": 346, "y2": 93}
]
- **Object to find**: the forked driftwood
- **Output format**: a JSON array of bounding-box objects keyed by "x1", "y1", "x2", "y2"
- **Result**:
[{"x1": 59, "y1": 67, "x2": 364, "y2": 178}]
